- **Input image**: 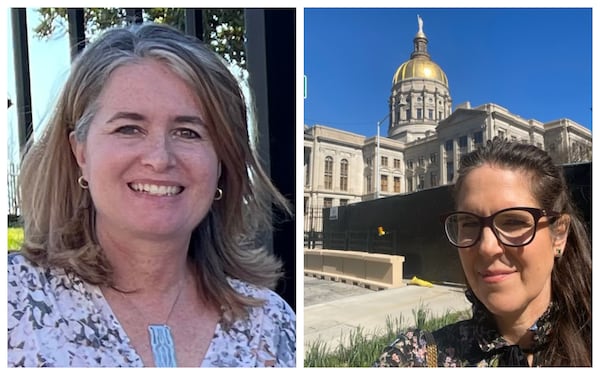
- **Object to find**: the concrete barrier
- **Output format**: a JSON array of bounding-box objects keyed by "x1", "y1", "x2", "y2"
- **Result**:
[{"x1": 304, "y1": 249, "x2": 405, "y2": 290}]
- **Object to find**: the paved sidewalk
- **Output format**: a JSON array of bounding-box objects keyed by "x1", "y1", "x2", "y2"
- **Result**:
[{"x1": 304, "y1": 276, "x2": 472, "y2": 352}]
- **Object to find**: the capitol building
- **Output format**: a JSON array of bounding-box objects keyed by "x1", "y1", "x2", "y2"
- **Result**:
[{"x1": 304, "y1": 17, "x2": 592, "y2": 229}]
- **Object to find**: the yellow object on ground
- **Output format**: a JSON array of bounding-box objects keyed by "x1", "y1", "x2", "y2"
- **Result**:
[{"x1": 409, "y1": 276, "x2": 433, "y2": 287}]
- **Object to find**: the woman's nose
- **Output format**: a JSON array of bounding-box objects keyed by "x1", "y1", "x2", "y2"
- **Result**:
[
  {"x1": 476, "y1": 226, "x2": 504, "y2": 256},
  {"x1": 140, "y1": 135, "x2": 176, "y2": 171}
]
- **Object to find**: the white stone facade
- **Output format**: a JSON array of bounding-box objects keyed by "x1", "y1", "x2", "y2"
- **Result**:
[{"x1": 304, "y1": 19, "x2": 592, "y2": 233}]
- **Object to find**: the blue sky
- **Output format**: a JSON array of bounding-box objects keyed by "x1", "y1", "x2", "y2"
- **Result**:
[{"x1": 304, "y1": 8, "x2": 593, "y2": 137}]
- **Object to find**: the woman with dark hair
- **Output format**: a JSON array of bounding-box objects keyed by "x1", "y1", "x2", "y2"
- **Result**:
[
  {"x1": 8, "y1": 23, "x2": 295, "y2": 367},
  {"x1": 375, "y1": 137, "x2": 591, "y2": 367}
]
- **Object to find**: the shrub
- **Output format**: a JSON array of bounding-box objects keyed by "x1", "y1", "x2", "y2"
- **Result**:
[
  {"x1": 7, "y1": 227, "x2": 24, "y2": 251},
  {"x1": 304, "y1": 306, "x2": 471, "y2": 367}
]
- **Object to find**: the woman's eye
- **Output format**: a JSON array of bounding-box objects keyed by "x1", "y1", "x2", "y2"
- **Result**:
[
  {"x1": 115, "y1": 125, "x2": 142, "y2": 135},
  {"x1": 460, "y1": 221, "x2": 479, "y2": 229},
  {"x1": 174, "y1": 128, "x2": 201, "y2": 139},
  {"x1": 500, "y1": 219, "x2": 530, "y2": 228}
]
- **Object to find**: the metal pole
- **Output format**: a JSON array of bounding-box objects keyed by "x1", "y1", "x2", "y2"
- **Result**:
[
  {"x1": 11, "y1": 8, "x2": 33, "y2": 156},
  {"x1": 184, "y1": 8, "x2": 205, "y2": 40},
  {"x1": 374, "y1": 102, "x2": 402, "y2": 199},
  {"x1": 67, "y1": 8, "x2": 85, "y2": 60},
  {"x1": 375, "y1": 121, "x2": 380, "y2": 199}
]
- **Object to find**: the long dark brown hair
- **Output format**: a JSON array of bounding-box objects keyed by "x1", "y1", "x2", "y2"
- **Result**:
[{"x1": 454, "y1": 137, "x2": 591, "y2": 366}]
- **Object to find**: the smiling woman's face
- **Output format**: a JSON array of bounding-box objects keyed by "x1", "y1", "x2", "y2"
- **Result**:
[
  {"x1": 455, "y1": 163, "x2": 564, "y2": 323},
  {"x1": 70, "y1": 59, "x2": 220, "y2": 243}
]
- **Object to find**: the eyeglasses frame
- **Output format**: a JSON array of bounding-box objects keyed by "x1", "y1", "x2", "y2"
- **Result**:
[{"x1": 439, "y1": 207, "x2": 561, "y2": 248}]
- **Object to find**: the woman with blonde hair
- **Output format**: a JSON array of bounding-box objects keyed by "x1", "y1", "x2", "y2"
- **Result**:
[{"x1": 8, "y1": 23, "x2": 295, "y2": 367}]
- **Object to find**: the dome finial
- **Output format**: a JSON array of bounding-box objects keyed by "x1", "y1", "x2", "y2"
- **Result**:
[{"x1": 417, "y1": 14, "x2": 423, "y2": 34}]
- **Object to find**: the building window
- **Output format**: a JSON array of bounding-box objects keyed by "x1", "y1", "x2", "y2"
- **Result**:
[
  {"x1": 447, "y1": 161, "x2": 454, "y2": 182},
  {"x1": 381, "y1": 175, "x2": 388, "y2": 192},
  {"x1": 304, "y1": 147, "x2": 311, "y2": 187},
  {"x1": 459, "y1": 135, "x2": 468, "y2": 153},
  {"x1": 340, "y1": 159, "x2": 348, "y2": 191},
  {"x1": 473, "y1": 131, "x2": 483, "y2": 146},
  {"x1": 430, "y1": 172, "x2": 438, "y2": 187},
  {"x1": 323, "y1": 197, "x2": 333, "y2": 208},
  {"x1": 366, "y1": 174, "x2": 372, "y2": 193},
  {"x1": 405, "y1": 109, "x2": 410, "y2": 120},
  {"x1": 340, "y1": 199, "x2": 348, "y2": 206},
  {"x1": 393, "y1": 158, "x2": 401, "y2": 169},
  {"x1": 381, "y1": 156, "x2": 388, "y2": 167},
  {"x1": 324, "y1": 156, "x2": 333, "y2": 189},
  {"x1": 366, "y1": 157, "x2": 372, "y2": 167},
  {"x1": 418, "y1": 175, "x2": 425, "y2": 190},
  {"x1": 407, "y1": 177, "x2": 413, "y2": 193},
  {"x1": 418, "y1": 155, "x2": 424, "y2": 167},
  {"x1": 417, "y1": 108, "x2": 422, "y2": 119},
  {"x1": 438, "y1": 111, "x2": 442, "y2": 119},
  {"x1": 445, "y1": 139, "x2": 453, "y2": 152},
  {"x1": 406, "y1": 159, "x2": 414, "y2": 169},
  {"x1": 393, "y1": 176, "x2": 401, "y2": 193},
  {"x1": 428, "y1": 109, "x2": 433, "y2": 119},
  {"x1": 430, "y1": 152, "x2": 438, "y2": 164}
]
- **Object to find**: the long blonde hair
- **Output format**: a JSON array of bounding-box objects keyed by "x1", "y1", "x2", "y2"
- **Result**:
[{"x1": 19, "y1": 23, "x2": 292, "y2": 324}]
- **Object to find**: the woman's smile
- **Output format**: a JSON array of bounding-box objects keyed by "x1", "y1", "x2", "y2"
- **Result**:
[{"x1": 128, "y1": 182, "x2": 185, "y2": 197}]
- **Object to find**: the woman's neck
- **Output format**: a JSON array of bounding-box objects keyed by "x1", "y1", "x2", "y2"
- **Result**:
[
  {"x1": 96, "y1": 221, "x2": 192, "y2": 294},
  {"x1": 494, "y1": 298, "x2": 550, "y2": 348}
]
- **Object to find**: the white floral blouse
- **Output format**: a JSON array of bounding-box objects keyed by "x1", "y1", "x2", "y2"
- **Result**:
[{"x1": 7, "y1": 253, "x2": 296, "y2": 367}]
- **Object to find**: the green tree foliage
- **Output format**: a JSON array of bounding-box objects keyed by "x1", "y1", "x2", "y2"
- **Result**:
[{"x1": 33, "y1": 8, "x2": 245, "y2": 67}]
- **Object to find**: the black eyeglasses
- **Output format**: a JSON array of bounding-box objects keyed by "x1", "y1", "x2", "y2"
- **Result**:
[{"x1": 440, "y1": 207, "x2": 560, "y2": 248}]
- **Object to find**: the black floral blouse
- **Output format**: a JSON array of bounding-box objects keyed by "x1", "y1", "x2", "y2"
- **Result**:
[{"x1": 375, "y1": 290, "x2": 555, "y2": 367}]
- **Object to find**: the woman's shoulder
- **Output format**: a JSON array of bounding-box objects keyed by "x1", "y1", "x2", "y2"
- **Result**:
[
  {"x1": 8, "y1": 252, "x2": 88, "y2": 313},
  {"x1": 374, "y1": 327, "x2": 438, "y2": 367},
  {"x1": 227, "y1": 278, "x2": 294, "y2": 315},
  {"x1": 8, "y1": 251, "x2": 34, "y2": 268},
  {"x1": 374, "y1": 319, "x2": 474, "y2": 367},
  {"x1": 8, "y1": 252, "x2": 48, "y2": 287},
  {"x1": 214, "y1": 278, "x2": 296, "y2": 367}
]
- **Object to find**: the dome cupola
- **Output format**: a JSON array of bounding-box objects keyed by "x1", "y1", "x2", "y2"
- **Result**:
[
  {"x1": 387, "y1": 15, "x2": 452, "y2": 142},
  {"x1": 392, "y1": 15, "x2": 448, "y2": 86}
]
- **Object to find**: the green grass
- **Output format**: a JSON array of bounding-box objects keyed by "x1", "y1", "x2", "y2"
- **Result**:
[
  {"x1": 304, "y1": 304, "x2": 471, "y2": 367},
  {"x1": 7, "y1": 227, "x2": 24, "y2": 251}
]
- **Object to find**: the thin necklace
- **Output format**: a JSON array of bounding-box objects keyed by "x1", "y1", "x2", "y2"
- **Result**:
[{"x1": 112, "y1": 275, "x2": 187, "y2": 367}]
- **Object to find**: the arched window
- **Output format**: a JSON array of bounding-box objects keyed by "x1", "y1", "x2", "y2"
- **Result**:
[
  {"x1": 340, "y1": 159, "x2": 348, "y2": 191},
  {"x1": 324, "y1": 156, "x2": 333, "y2": 189}
]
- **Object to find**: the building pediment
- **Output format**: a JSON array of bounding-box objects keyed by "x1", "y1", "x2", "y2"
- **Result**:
[{"x1": 437, "y1": 107, "x2": 487, "y2": 130}]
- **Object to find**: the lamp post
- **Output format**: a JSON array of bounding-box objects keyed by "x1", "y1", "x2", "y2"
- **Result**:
[
  {"x1": 375, "y1": 113, "x2": 391, "y2": 199},
  {"x1": 374, "y1": 101, "x2": 405, "y2": 199}
]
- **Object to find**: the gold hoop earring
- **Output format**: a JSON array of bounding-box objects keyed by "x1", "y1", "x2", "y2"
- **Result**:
[
  {"x1": 78, "y1": 176, "x2": 89, "y2": 189},
  {"x1": 214, "y1": 188, "x2": 223, "y2": 201}
]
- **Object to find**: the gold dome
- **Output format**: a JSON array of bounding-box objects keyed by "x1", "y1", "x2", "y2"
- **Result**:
[{"x1": 392, "y1": 58, "x2": 448, "y2": 86}]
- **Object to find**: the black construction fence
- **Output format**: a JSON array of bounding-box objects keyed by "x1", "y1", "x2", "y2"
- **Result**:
[{"x1": 322, "y1": 162, "x2": 591, "y2": 285}]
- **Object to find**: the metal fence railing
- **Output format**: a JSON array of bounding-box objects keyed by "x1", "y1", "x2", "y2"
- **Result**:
[{"x1": 7, "y1": 162, "x2": 20, "y2": 218}]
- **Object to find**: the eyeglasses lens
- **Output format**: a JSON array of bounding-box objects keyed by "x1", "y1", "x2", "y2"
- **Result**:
[
  {"x1": 493, "y1": 210, "x2": 536, "y2": 246},
  {"x1": 445, "y1": 209, "x2": 536, "y2": 247}
]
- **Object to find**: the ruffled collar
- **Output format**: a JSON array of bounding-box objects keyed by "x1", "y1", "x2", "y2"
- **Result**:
[{"x1": 466, "y1": 290, "x2": 555, "y2": 365}]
